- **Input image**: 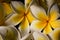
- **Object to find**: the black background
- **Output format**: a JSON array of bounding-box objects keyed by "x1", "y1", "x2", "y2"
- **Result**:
[{"x1": 13, "y1": 0, "x2": 24, "y2": 3}]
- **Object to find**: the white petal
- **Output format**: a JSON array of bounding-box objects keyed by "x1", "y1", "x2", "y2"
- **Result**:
[
  {"x1": 18, "y1": 17, "x2": 29, "y2": 37},
  {"x1": 49, "y1": 4, "x2": 59, "y2": 21},
  {"x1": 11, "y1": 1, "x2": 25, "y2": 13},
  {"x1": 25, "y1": 0, "x2": 32, "y2": 8},
  {"x1": 30, "y1": 4, "x2": 48, "y2": 21},
  {"x1": 33, "y1": 32, "x2": 49, "y2": 40},
  {"x1": 30, "y1": 20, "x2": 47, "y2": 32},
  {"x1": 5, "y1": 12, "x2": 24, "y2": 26},
  {"x1": 46, "y1": 0, "x2": 54, "y2": 7},
  {"x1": 20, "y1": 33, "x2": 31, "y2": 40},
  {"x1": 49, "y1": 28, "x2": 60, "y2": 40}
]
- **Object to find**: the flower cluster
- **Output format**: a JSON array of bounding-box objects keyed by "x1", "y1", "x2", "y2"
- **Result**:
[{"x1": 0, "y1": 0, "x2": 60, "y2": 40}]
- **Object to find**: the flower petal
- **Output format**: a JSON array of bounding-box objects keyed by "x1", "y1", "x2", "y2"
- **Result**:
[
  {"x1": 5, "y1": 13, "x2": 24, "y2": 25},
  {"x1": 46, "y1": 0, "x2": 54, "y2": 7},
  {"x1": 19, "y1": 17, "x2": 29, "y2": 37},
  {"x1": 33, "y1": 32, "x2": 49, "y2": 40},
  {"x1": 50, "y1": 20, "x2": 60, "y2": 29},
  {"x1": 30, "y1": 4, "x2": 48, "y2": 21},
  {"x1": 49, "y1": 28, "x2": 60, "y2": 40},
  {"x1": 26, "y1": 11, "x2": 35, "y2": 23},
  {"x1": 21, "y1": 33, "x2": 34, "y2": 40},
  {"x1": 25, "y1": 0, "x2": 32, "y2": 8},
  {"x1": 30, "y1": 20, "x2": 47, "y2": 32},
  {"x1": 49, "y1": 4, "x2": 59, "y2": 21},
  {"x1": 2, "y1": 3, "x2": 13, "y2": 15},
  {"x1": 11, "y1": 1, "x2": 25, "y2": 14},
  {"x1": 43, "y1": 24, "x2": 52, "y2": 34}
]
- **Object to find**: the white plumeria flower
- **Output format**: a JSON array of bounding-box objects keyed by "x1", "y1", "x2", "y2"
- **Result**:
[
  {"x1": 49, "y1": 28, "x2": 60, "y2": 40},
  {"x1": 0, "y1": 26, "x2": 21, "y2": 40},
  {"x1": 30, "y1": 2, "x2": 60, "y2": 34},
  {"x1": 5, "y1": 1, "x2": 35, "y2": 26},
  {"x1": 0, "y1": 0, "x2": 35, "y2": 38},
  {"x1": 0, "y1": 0, "x2": 35, "y2": 40},
  {"x1": 4, "y1": 0, "x2": 35, "y2": 37}
]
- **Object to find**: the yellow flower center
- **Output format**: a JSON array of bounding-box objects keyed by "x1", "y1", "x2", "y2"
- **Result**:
[
  {"x1": 24, "y1": 13, "x2": 27, "y2": 16},
  {"x1": 46, "y1": 19, "x2": 50, "y2": 24},
  {"x1": 23, "y1": 10, "x2": 29, "y2": 17}
]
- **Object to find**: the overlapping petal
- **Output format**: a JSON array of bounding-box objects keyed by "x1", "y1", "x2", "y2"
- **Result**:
[
  {"x1": 2, "y1": 3, "x2": 13, "y2": 15},
  {"x1": 5, "y1": 1, "x2": 26, "y2": 26},
  {"x1": 49, "y1": 28, "x2": 60, "y2": 40},
  {"x1": 19, "y1": 17, "x2": 29, "y2": 37},
  {"x1": 33, "y1": 32, "x2": 49, "y2": 40},
  {"x1": 26, "y1": 11, "x2": 35, "y2": 23},
  {"x1": 25, "y1": 0, "x2": 32, "y2": 8},
  {"x1": 49, "y1": 4, "x2": 59, "y2": 21},
  {"x1": 50, "y1": 20, "x2": 60, "y2": 29},
  {"x1": 30, "y1": 4, "x2": 48, "y2": 21},
  {"x1": 46, "y1": 0, "x2": 54, "y2": 7},
  {"x1": 30, "y1": 20, "x2": 47, "y2": 32},
  {"x1": 5, "y1": 13, "x2": 24, "y2": 25},
  {"x1": 11, "y1": 1, "x2": 25, "y2": 14},
  {"x1": 43, "y1": 24, "x2": 52, "y2": 34}
]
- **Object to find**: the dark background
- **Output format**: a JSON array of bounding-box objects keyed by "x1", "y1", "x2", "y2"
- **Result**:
[
  {"x1": 15, "y1": 0, "x2": 24, "y2": 3},
  {"x1": 1, "y1": 0, "x2": 24, "y2": 4}
]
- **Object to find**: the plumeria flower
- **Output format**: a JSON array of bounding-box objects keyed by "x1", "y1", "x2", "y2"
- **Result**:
[
  {"x1": 30, "y1": 3, "x2": 60, "y2": 34},
  {"x1": 0, "y1": 26, "x2": 20, "y2": 40},
  {"x1": 0, "y1": 0, "x2": 31, "y2": 25},
  {"x1": 4, "y1": 0, "x2": 35, "y2": 37},
  {"x1": 49, "y1": 28, "x2": 60, "y2": 40},
  {"x1": 0, "y1": 0, "x2": 35, "y2": 39}
]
